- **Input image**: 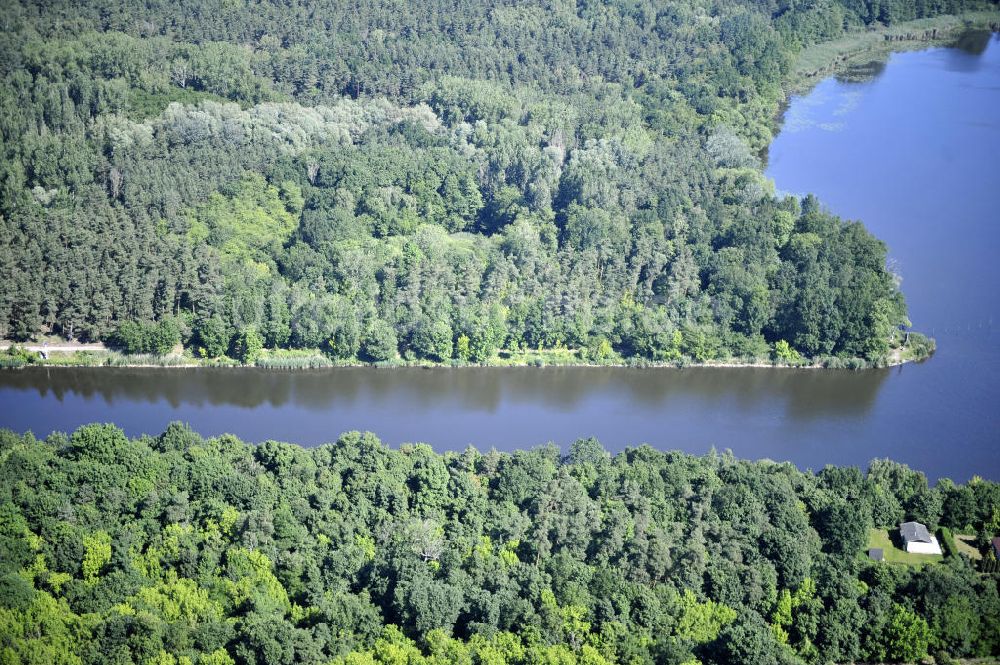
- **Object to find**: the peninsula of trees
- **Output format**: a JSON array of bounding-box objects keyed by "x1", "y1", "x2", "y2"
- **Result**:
[
  {"x1": 4, "y1": 0, "x2": 991, "y2": 365},
  {"x1": 1, "y1": 424, "x2": 999, "y2": 664}
]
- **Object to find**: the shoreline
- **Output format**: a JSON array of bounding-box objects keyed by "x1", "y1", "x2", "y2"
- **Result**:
[
  {"x1": 785, "y1": 11, "x2": 1000, "y2": 96},
  {"x1": 0, "y1": 341, "x2": 932, "y2": 372},
  {"x1": 763, "y1": 12, "x2": 1000, "y2": 167}
]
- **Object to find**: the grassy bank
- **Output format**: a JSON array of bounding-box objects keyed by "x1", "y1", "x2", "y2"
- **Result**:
[{"x1": 789, "y1": 11, "x2": 1000, "y2": 93}]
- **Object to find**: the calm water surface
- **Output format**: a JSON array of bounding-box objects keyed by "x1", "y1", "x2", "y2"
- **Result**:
[{"x1": 2, "y1": 35, "x2": 999, "y2": 480}]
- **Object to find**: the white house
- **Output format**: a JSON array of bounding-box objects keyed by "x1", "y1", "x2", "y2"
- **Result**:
[{"x1": 899, "y1": 521, "x2": 942, "y2": 555}]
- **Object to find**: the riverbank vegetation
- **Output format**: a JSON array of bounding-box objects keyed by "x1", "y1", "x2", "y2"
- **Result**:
[
  {"x1": 1, "y1": 423, "x2": 999, "y2": 664},
  {"x1": 2, "y1": 1, "x2": 989, "y2": 367},
  {"x1": 0, "y1": 327, "x2": 936, "y2": 371}
]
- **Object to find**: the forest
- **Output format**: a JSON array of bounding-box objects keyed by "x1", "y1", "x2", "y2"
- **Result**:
[
  {"x1": 3, "y1": 0, "x2": 994, "y2": 364},
  {"x1": 1, "y1": 423, "x2": 999, "y2": 664},
  {"x1": 4, "y1": 2, "x2": 1000, "y2": 663}
]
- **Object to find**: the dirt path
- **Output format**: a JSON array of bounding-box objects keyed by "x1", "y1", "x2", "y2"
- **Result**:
[{"x1": 0, "y1": 341, "x2": 107, "y2": 354}]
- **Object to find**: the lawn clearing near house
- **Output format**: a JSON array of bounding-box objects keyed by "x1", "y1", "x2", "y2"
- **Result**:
[
  {"x1": 867, "y1": 528, "x2": 944, "y2": 566},
  {"x1": 955, "y1": 534, "x2": 983, "y2": 560}
]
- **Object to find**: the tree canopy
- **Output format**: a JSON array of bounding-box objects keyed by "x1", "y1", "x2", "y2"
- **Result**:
[{"x1": 1, "y1": 424, "x2": 999, "y2": 664}]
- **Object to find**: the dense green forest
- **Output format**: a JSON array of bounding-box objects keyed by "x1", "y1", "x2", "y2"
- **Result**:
[
  {"x1": 3, "y1": 0, "x2": 993, "y2": 363},
  {"x1": 1, "y1": 424, "x2": 999, "y2": 664}
]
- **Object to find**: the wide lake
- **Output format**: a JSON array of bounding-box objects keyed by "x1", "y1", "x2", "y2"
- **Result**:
[{"x1": 2, "y1": 34, "x2": 999, "y2": 480}]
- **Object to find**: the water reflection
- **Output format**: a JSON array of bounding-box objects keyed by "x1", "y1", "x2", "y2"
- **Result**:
[
  {"x1": 835, "y1": 59, "x2": 887, "y2": 84},
  {"x1": 951, "y1": 29, "x2": 993, "y2": 56},
  {"x1": 0, "y1": 365, "x2": 891, "y2": 421},
  {"x1": 0, "y1": 361, "x2": 897, "y2": 471},
  {"x1": 941, "y1": 30, "x2": 997, "y2": 73}
]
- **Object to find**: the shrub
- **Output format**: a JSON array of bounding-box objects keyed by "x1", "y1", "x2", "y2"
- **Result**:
[
  {"x1": 361, "y1": 320, "x2": 399, "y2": 362},
  {"x1": 0, "y1": 345, "x2": 41, "y2": 368},
  {"x1": 772, "y1": 339, "x2": 800, "y2": 363},
  {"x1": 232, "y1": 328, "x2": 264, "y2": 365},
  {"x1": 194, "y1": 317, "x2": 230, "y2": 358},
  {"x1": 108, "y1": 320, "x2": 180, "y2": 356},
  {"x1": 938, "y1": 526, "x2": 958, "y2": 559},
  {"x1": 410, "y1": 318, "x2": 453, "y2": 361}
]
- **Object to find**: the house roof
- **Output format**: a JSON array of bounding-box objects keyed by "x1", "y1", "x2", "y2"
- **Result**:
[
  {"x1": 868, "y1": 548, "x2": 884, "y2": 561},
  {"x1": 900, "y1": 521, "x2": 932, "y2": 543},
  {"x1": 992, "y1": 537, "x2": 1000, "y2": 553}
]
